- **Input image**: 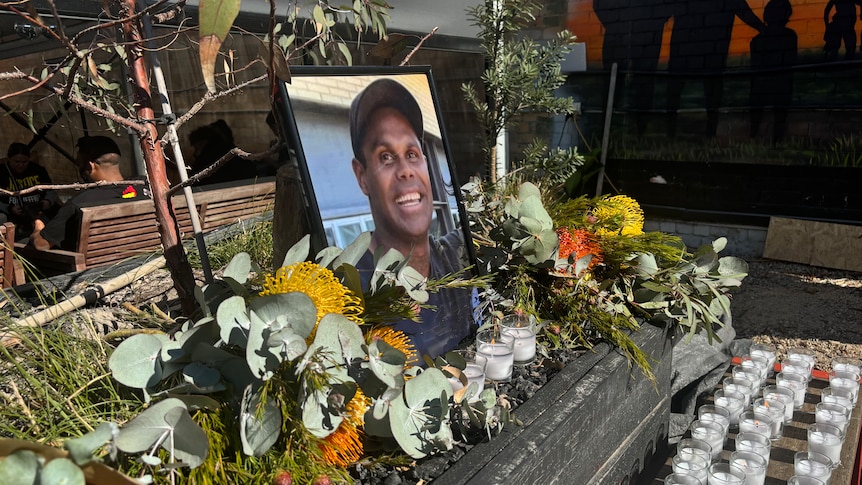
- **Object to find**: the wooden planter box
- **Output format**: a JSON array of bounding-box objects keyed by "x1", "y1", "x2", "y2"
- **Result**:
[{"x1": 434, "y1": 322, "x2": 673, "y2": 484}]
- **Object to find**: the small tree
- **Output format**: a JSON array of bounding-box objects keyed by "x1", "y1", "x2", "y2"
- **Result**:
[
  {"x1": 0, "y1": 0, "x2": 391, "y2": 312},
  {"x1": 462, "y1": 0, "x2": 579, "y2": 183}
]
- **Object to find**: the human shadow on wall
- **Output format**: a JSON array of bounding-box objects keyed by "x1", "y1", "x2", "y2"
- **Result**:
[
  {"x1": 750, "y1": 0, "x2": 797, "y2": 144},
  {"x1": 823, "y1": 0, "x2": 862, "y2": 61},
  {"x1": 665, "y1": 0, "x2": 766, "y2": 137},
  {"x1": 593, "y1": 0, "x2": 671, "y2": 134}
]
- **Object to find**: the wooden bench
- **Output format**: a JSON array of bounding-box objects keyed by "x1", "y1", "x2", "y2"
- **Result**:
[{"x1": 14, "y1": 178, "x2": 276, "y2": 277}]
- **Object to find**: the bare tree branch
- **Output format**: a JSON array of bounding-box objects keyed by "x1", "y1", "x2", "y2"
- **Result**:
[
  {"x1": 166, "y1": 143, "x2": 283, "y2": 197},
  {"x1": 400, "y1": 27, "x2": 438, "y2": 66},
  {"x1": 172, "y1": 73, "x2": 268, "y2": 130},
  {"x1": 0, "y1": 180, "x2": 147, "y2": 198}
]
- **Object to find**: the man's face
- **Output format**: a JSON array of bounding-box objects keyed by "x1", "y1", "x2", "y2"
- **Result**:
[
  {"x1": 76, "y1": 150, "x2": 97, "y2": 182},
  {"x1": 352, "y1": 107, "x2": 433, "y2": 245},
  {"x1": 8, "y1": 155, "x2": 29, "y2": 176}
]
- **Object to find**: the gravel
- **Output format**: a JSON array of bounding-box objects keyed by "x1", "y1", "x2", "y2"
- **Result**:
[{"x1": 728, "y1": 258, "x2": 862, "y2": 372}]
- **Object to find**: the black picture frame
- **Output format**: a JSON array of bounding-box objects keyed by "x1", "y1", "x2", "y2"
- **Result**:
[{"x1": 274, "y1": 65, "x2": 477, "y2": 273}]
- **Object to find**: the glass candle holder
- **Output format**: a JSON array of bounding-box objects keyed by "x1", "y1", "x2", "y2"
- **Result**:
[
  {"x1": 776, "y1": 371, "x2": 808, "y2": 409},
  {"x1": 815, "y1": 401, "x2": 851, "y2": 434},
  {"x1": 707, "y1": 462, "x2": 745, "y2": 485},
  {"x1": 740, "y1": 354, "x2": 770, "y2": 387},
  {"x1": 821, "y1": 386, "x2": 853, "y2": 409},
  {"x1": 672, "y1": 452, "x2": 709, "y2": 484},
  {"x1": 714, "y1": 388, "x2": 746, "y2": 426},
  {"x1": 678, "y1": 438, "x2": 714, "y2": 465},
  {"x1": 446, "y1": 349, "x2": 487, "y2": 403},
  {"x1": 723, "y1": 376, "x2": 756, "y2": 407},
  {"x1": 808, "y1": 422, "x2": 845, "y2": 466},
  {"x1": 829, "y1": 369, "x2": 860, "y2": 404},
  {"x1": 665, "y1": 473, "x2": 705, "y2": 485},
  {"x1": 753, "y1": 397, "x2": 785, "y2": 441},
  {"x1": 832, "y1": 356, "x2": 862, "y2": 376},
  {"x1": 730, "y1": 450, "x2": 767, "y2": 485},
  {"x1": 732, "y1": 366, "x2": 763, "y2": 394},
  {"x1": 787, "y1": 347, "x2": 817, "y2": 369},
  {"x1": 793, "y1": 450, "x2": 833, "y2": 483},
  {"x1": 750, "y1": 343, "x2": 777, "y2": 377},
  {"x1": 475, "y1": 329, "x2": 514, "y2": 382},
  {"x1": 783, "y1": 356, "x2": 814, "y2": 382},
  {"x1": 690, "y1": 419, "x2": 725, "y2": 462},
  {"x1": 736, "y1": 431, "x2": 771, "y2": 462},
  {"x1": 698, "y1": 404, "x2": 731, "y2": 437},
  {"x1": 500, "y1": 313, "x2": 537, "y2": 364},
  {"x1": 787, "y1": 476, "x2": 826, "y2": 485},
  {"x1": 738, "y1": 410, "x2": 773, "y2": 440},
  {"x1": 762, "y1": 384, "x2": 795, "y2": 422}
]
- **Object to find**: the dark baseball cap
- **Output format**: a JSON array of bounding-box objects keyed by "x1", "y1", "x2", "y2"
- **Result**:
[{"x1": 349, "y1": 78, "x2": 424, "y2": 163}]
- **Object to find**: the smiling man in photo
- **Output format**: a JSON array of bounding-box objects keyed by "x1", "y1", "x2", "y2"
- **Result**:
[{"x1": 349, "y1": 78, "x2": 473, "y2": 359}]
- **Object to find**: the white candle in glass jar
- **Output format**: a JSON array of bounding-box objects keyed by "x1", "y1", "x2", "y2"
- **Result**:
[
  {"x1": 808, "y1": 423, "x2": 844, "y2": 466},
  {"x1": 500, "y1": 314, "x2": 537, "y2": 364}
]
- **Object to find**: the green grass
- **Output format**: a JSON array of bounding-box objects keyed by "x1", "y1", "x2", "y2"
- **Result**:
[{"x1": 187, "y1": 220, "x2": 275, "y2": 272}]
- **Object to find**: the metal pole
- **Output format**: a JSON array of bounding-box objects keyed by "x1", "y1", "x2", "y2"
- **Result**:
[
  {"x1": 595, "y1": 62, "x2": 617, "y2": 197},
  {"x1": 140, "y1": 5, "x2": 213, "y2": 283}
]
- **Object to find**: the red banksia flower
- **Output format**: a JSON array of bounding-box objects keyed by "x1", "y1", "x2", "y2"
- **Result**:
[
  {"x1": 313, "y1": 475, "x2": 331, "y2": 485},
  {"x1": 273, "y1": 471, "x2": 292, "y2": 485}
]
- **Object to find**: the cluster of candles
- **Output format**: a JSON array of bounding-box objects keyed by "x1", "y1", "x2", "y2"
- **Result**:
[
  {"x1": 447, "y1": 314, "x2": 538, "y2": 399},
  {"x1": 665, "y1": 345, "x2": 861, "y2": 485}
]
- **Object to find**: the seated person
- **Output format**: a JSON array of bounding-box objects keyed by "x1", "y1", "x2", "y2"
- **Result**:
[
  {"x1": 30, "y1": 136, "x2": 147, "y2": 251},
  {"x1": 0, "y1": 143, "x2": 59, "y2": 238},
  {"x1": 349, "y1": 78, "x2": 474, "y2": 359},
  {"x1": 188, "y1": 119, "x2": 247, "y2": 185}
]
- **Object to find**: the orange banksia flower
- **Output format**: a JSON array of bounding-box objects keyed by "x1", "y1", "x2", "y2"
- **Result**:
[
  {"x1": 319, "y1": 388, "x2": 371, "y2": 466},
  {"x1": 367, "y1": 326, "x2": 418, "y2": 366},
  {"x1": 556, "y1": 227, "x2": 603, "y2": 275}
]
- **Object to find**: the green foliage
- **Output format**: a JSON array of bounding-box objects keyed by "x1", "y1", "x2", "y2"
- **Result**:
[
  {"x1": 462, "y1": 0, "x2": 579, "y2": 180},
  {"x1": 188, "y1": 220, "x2": 274, "y2": 272}
]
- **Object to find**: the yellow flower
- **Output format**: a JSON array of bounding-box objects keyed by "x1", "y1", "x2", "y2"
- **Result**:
[
  {"x1": 367, "y1": 326, "x2": 418, "y2": 366},
  {"x1": 592, "y1": 195, "x2": 644, "y2": 237},
  {"x1": 259, "y1": 261, "x2": 363, "y2": 339},
  {"x1": 319, "y1": 388, "x2": 371, "y2": 466}
]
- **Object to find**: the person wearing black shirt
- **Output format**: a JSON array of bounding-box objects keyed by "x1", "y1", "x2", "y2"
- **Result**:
[
  {"x1": 30, "y1": 136, "x2": 146, "y2": 251},
  {"x1": 0, "y1": 143, "x2": 59, "y2": 238}
]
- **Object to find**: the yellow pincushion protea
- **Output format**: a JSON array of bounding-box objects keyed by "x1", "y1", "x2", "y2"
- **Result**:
[
  {"x1": 319, "y1": 388, "x2": 372, "y2": 466},
  {"x1": 367, "y1": 326, "x2": 418, "y2": 366},
  {"x1": 259, "y1": 261, "x2": 363, "y2": 339},
  {"x1": 592, "y1": 195, "x2": 644, "y2": 237}
]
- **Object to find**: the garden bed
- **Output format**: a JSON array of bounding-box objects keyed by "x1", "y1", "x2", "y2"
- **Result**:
[{"x1": 430, "y1": 322, "x2": 673, "y2": 484}]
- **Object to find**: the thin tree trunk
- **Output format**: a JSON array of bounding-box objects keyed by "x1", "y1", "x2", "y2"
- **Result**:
[{"x1": 120, "y1": 0, "x2": 197, "y2": 315}]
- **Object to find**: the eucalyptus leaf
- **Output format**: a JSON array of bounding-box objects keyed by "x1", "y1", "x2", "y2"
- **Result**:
[
  {"x1": 40, "y1": 458, "x2": 85, "y2": 485},
  {"x1": 182, "y1": 362, "x2": 222, "y2": 389},
  {"x1": 366, "y1": 339, "x2": 406, "y2": 388},
  {"x1": 315, "y1": 246, "x2": 342, "y2": 269},
  {"x1": 309, "y1": 313, "x2": 366, "y2": 369},
  {"x1": 115, "y1": 398, "x2": 187, "y2": 453},
  {"x1": 248, "y1": 292, "x2": 317, "y2": 339},
  {"x1": 223, "y1": 252, "x2": 251, "y2": 284},
  {"x1": 388, "y1": 368, "x2": 453, "y2": 458},
  {"x1": 281, "y1": 234, "x2": 311, "y2": 267},
  {"x1": 0, "y1": 449, "x2": 39, "y2": 485},
  {"x1": 246, "y1": 311, "x2": 279, "y2": 381},
  {"x1": 216, "y1": 295, "x2": 251, "y2": 347},
  {"x1": 162, "y1": 406, "x2": 209, "y2": 468},
  {"x1": 109, "y1": 334, "x2": 164, "y2": 389},
  {"x1": 301, "y1": 388, "x2": 344, "y2": 438},
  {"x1": 517, "y1": 182, "x2": 542, "y2": 201},
  {"x1": 332, "y1": 231, "x2": 371, "y2": 269},
  {"x1": 64, "y1": 422, "x2": 117, "y2": 466}
]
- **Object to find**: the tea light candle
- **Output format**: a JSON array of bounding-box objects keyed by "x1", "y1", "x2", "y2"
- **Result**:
[
  {"x1": 690, "y1": 419, "x2": 725, "y2": 461},
  {"x1": 730, "y1": 450, "x2": 767, "y2": 485},
  {"x1": 500, "y1": 314, "x2": 537, "y2": 364},
  {"x1": 677, "y1": 438, "x2": 714, "y2": 465},
  {"x1": 723, "y1": 376, "x2": 756, "y2": 407},
  {"x1": 793, "y1": 451, "x2": 833, "y2": 483},
  {"x1": 783, "y1": 356, "x2": 813, "y2": 382},
  {"x1": 698, "y1": 404, "x2": 731, "y2": 436},
  {"x1": 753, "y1": 398, "x2": 785, "y2": 440},
  {"x1": 776, "y1": 371, "x2": 807, "y2": 409},
  {"x1": 714, "y1": 388, "x2": 746, "y2": 426},
  {"x1": 740, "y1": 355, "x2": 770, "y2": 387},
  {"x1": 736, "y1": 431, "x2": 772, "y2": 462},
  {"x1": 763, "y1": 385, "x2": 795, "y2": 422},
  {"x1": 787, "y1": 347, "x2": 817, "y2": 369},
  {"x1": 833, "y1": 356, "x2": 862, "y2": 376},
  {"x1": 672, "y1": 453, "x2": 709, "y2": 483},
  {"x1": 738, "y1": 410, "x2": 773, "y2": 439},
  {"x1": 808, "y1": 423, "x2": 845, "y2": 466},
  {"x1": 829, "y1": 370, "x2": 860, "y2": 404},
  {"x1": 664, "y1": 473, "x2": 703, "y2": 485},
  {"x1": 707, "y1": 463, "x2": 746, "y2": 485},
  {"x1": 815, "y1": 401, "x2": 850, "y2": 434},
  {"x1": 821, "y1": 386, "x2": 853, "y2": 409},
  {"x1": 476, "y1": 330, "x2": 514, "y2": 381},
  {"x1": 750, "y1": 343, "x2": 777, "y2": 377}
]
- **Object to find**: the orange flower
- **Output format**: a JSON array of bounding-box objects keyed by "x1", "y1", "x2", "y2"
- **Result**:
[
  {"x1": 556, "y1": 227, "x2": 603, "y2": 275},
  {"x1": 367, "y1": 326, "x2": 418, "y2": 366},
  {"x1": 319, "y1": 388, "x2": 371, "y2": 466}
]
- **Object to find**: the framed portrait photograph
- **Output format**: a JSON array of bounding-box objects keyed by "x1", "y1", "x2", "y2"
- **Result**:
[
  {"x1": 276, "y1": 65, "x2": 473, "y2": 260},
  {"x1": 275, "y1": 65, "x2": 479, "y2": 358}
]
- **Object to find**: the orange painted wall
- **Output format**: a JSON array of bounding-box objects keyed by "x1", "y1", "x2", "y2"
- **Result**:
[{"x1": 567, "y1": 0, "x2": 833, "y2": 69}]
